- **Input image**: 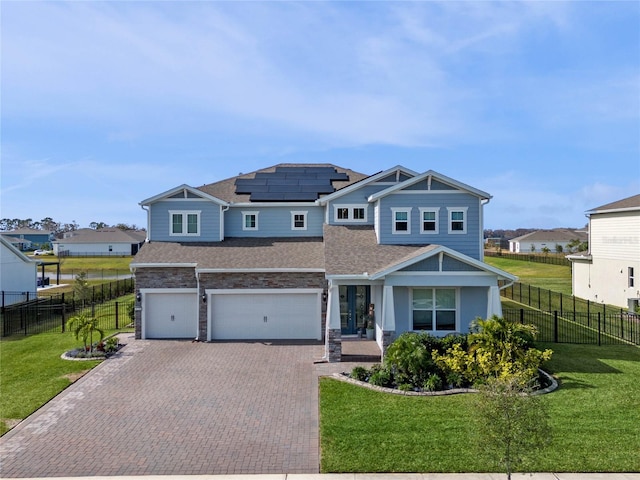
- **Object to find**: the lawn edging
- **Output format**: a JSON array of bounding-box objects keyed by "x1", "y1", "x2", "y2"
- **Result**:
[{"x1": 327, "y1": 368, "x2": 557, "y2": 396}]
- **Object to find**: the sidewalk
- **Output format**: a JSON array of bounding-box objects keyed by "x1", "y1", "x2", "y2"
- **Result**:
[{"x1": 5, "y1": 474, "x2": 640, "y2": 480}]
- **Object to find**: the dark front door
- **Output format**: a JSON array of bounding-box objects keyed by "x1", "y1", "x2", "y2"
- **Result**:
[{"x1": 339, "y1": 285, "x2": 371, "y2": 334}]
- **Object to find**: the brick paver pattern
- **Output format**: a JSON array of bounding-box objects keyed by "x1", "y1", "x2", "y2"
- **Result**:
[{"x1": 0, "y1": 337, "x2": 323, "y2": 477}]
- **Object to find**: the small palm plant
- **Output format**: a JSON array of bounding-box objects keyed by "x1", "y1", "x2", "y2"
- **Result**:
[{"x1": 67, "y1": 313, "x2": 105, "y2": 354}]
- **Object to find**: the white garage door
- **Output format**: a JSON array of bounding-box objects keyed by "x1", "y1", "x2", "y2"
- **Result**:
[
  {"x1": 144, "y1": 291, "x2": 198, "y2": 339},
  {"x1": 210, "y1": 289, "x2": 321, "y2": 340}
]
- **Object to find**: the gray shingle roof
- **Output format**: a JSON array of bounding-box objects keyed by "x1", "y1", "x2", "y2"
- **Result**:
[
  {"x1": 54, "y1": 229, "x2": 146, "y2": 244},
  {"x1": 323, "y1": 224, "x2": 436, "y2": 276},
  {"x1": 132, "y1": 237, "x2": 325, "y2": 270},
  {"x1": 196, "y1": 163, "x2": 369, "y2": 204},
  {"x1": 589, "y1": 194, "x2": 640, "y2": 213},
  {"x1": 510, "y1": 229, "x2": 588, "y2": 243}
]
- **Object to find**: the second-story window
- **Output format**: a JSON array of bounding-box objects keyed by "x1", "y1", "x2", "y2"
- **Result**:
[
  {"x1": 170, "y1": 211, "x2": 201, "y2": 236},
  {"x1": 291, "y1": 211, "x2": 307, "y2": 230},
  {"x1": 419, "y1": 208, "x2": 439, "y2": 234},
  {"x1": 242, "y1": 211, "x2": 259, "y2": 231},
  {"x1": 447, "y1": 207, "x2": 468, "y2": 234},
  {"x1": 334, "y1": 205, "x2": 368, "y2": 223},
  {"x1": 392, "y1": 208, "x2": 411, "y2": 234}
]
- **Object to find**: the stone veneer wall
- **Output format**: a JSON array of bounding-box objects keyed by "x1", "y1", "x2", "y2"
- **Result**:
[{"x1": 135, "y1": 268, "x2": 328, "y2": 341}]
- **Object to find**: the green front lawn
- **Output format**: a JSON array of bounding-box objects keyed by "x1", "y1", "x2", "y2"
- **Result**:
[
  {"x1": 0, "y1": 333, "x2": 104, "y2": 435},
  {"x1": 320, "y1": 343, "x2": 640, "y2": 473}
]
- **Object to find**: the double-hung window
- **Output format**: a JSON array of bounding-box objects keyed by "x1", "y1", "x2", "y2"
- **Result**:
[
  {"x1": 419, "y1": 208, "x2": 439, "y2": 234},
  {"x1": 391, "y1": 208, "x2": 411, "y2": 234},
  {"x1": 334, "y1": 205, "x2": 368, "y2": 223},
  {"x1": 291, "y1": 211, "x2": 307, "y2": 230},
  {"x1": 447, "y1": 207, "x2": 468, "y2": 234},
  {"x1": 242, "y1": 211, "x2": 259, "y2": 231},
  {"x1": 169, "y1": 210, "x2": 201, "y2": 236},
  {"x1": 411, "y1": 288, "x2": 457, "y2": 332}
]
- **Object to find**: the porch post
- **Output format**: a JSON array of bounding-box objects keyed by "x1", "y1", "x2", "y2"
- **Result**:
[
  {"x1": 325, "y1": 282, "x2": 342, "y2": 362},
  {"x1": 381, "y1": 285, "x2": 396, "y2": 358},
  {"x1": 487, "y1": 285, "x2": 503, "y2": 319}
]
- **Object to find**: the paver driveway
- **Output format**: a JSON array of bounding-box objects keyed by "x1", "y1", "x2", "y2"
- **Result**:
[{"x1": 1, "y1": 336, "x2": 325, "y2": 477}]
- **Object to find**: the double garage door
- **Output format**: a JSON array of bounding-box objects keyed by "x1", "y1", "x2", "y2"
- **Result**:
[
  {"x1": 209, "y1": 289, "x2": 321, "y2": 341},
  {"x1": 143, "y1": 289, "x2": 321, "y2": 340}
]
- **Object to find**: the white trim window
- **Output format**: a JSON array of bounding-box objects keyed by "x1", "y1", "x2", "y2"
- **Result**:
[
  {"x1": 242, "y1": 211, "x2": 259, "y2": 231},
  {"x1": 391, "y1": 208, "x2": 411, "y2": 234},
  {"x1": 169, "y1": 210, "x2": 201, "y2": 236},
  {"x1": 291, "y1": 211, "x2": 308, "y2": 230},
  {"x1": 333, "y1": 204, "x2": 368, "y2": 223},
  {"x1": 411, "y1": 288, "x2": 457, "y2": 332},
  {"x1": 447, "y1": 207, "x2": 468, "y2": 234},
  {"x1": 419, "y1": 207, "x2": 439, "y2": 234}
]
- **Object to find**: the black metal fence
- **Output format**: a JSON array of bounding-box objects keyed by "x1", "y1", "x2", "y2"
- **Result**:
[
  {"x1": 503, "y1": 281, "x2": 625, "y2": 319},
  {"x1": 1, "y1": 278, "x2": 135, "y2": 337},
  {"x1": 504, "y1": 308, "x2": 640, "y2": 346},
  {"x1": 485, "y1": 250, "x2": 572, "y2": 267}
]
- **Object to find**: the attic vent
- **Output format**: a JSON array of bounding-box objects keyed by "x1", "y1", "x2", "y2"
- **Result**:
[{"x1": 234, "y1": 166, "x2": 349, "y2": 202}]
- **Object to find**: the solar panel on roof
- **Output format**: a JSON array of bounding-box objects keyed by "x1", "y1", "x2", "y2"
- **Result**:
[{"x1": 237, "y1": 166, "x2": 349, "y2": 201}]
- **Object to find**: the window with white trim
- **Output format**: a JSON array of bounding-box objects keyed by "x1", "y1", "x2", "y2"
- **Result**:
[
  {"x1": 447, "y1": 207, "x2": 468, "y2": 234},
  {"x1": 242, "y1": 211, "x2": 259, "y2": 231},
  {"x1": 419, "y1": 207, "x2": 439, "y2": 234},
  {"x1": 170, "y1": 210, "x2": 201, "y2": 236},
  {"x1": 411, "y1": 288, "x2": 457, "y2": 332},
  {"x1": 334, "y1": 204, "x2": 368, "y2": 223},
  {"x1": 291, "y1": 211, "x2": 307, "y2": 230},
  {"x1": 630, "y1": 267, "x2": 635, "y2": 288},
  {"x1": 391, "y1": 208, "x2": 411, "y2": 234}
]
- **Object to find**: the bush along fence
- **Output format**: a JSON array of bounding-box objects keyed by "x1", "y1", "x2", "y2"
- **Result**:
[
  {"x1": 503, "y1": 280, "x2": 640, "y2": 346},
  {"x1": 485, "y1": 250, "x2": 572, "y2": 267},
  {"x1": 1, "y1": 278, "x2": 135, "y2": 337}
]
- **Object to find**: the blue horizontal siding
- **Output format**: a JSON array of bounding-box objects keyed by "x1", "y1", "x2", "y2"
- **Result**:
[
  {"x1": 377, "y1": 192, "x2": 482, "y2": 259},
  {"x1": 149, "y1": 200, "x2": 221, "y2": 242},
  {"x1": 326, "y1": 184, "x2": 388, "y2": 225},
  {"x1": 225, "y1": 205, "x2": 324, "y2": 237}
]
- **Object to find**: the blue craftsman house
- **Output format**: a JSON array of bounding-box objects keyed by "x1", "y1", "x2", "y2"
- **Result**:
[{"x1": 131, "y1": 164, "x2": 516, "y2": 361}]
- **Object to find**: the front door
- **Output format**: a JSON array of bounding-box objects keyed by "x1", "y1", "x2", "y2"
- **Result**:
[{"x1": 339, "y1": 285, "x2": 370, "y2": 334}]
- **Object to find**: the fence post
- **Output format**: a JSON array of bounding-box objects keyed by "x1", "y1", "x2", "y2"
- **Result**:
[
  {"x1": 560, "y1": 293, "x2": 563, "y2": 317},
  {"x1": 598, "y1": 312, "x2": 601, "y2": 346},
  {"x1": 115, "y1": 302, "x2": 119, "y2": 330},
  {"x1": 620, "y1": 309, "x2": 624, "y2": 340},
  {"x1": 537, "y1": 287, "x2": 541, "y2": 310},
  {"x1": 587, "y1": 300, "x2": 590, "y2": 327},
  {"x1": 554, "y1": 311, "x2": 558, "y2": 343},
  {"x1": 548, "y1": 289, "x2": 552, "y2": 312},
  {"x1": 520, "y1": 308, "x2": 524, "y2": 325}
]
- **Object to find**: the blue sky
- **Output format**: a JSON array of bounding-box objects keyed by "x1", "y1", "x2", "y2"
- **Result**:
[{"x1": 1, "y1": 1, "x2": 638, "y2": 230}]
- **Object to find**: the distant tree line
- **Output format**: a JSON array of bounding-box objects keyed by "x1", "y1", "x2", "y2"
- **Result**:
[{"x1": 0, "y1": 217, "x2": 143, "y2": 235}]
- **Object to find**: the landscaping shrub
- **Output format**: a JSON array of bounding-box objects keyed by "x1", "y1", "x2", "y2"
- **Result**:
[{"x1": 350, "y1": 366, "x2": 369, "y2": 382}]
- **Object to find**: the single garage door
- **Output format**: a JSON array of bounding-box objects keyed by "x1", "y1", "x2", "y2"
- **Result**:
[
  {"x1": 144, "y1": 291, "x2": 198, "y2": 339},
  {"x1": 210, "y1": 289, "x2": 321, "y2": 340}
]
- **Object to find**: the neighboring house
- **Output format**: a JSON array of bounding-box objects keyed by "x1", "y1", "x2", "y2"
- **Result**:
[
  {"x1": 1, "y1": 228, "x2": 54, "y2": 250},
  {"x1": 509, "y1": 229, "x2": 588, "y2": 253},
  {"x1": 131, "y1": 164, "x2": 517, "y2": 361},
  {"x1": 53, "y1": 229, "x2": 146, "y2": 256},
  {"x1": 0, "y1": 235, "x2": 37, "y2": 305},
  {"x1": 568, "y1": 194, "x2": 640, "y2": 310}
]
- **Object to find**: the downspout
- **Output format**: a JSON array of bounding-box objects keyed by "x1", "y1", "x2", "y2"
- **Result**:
[
  {"x1": 480, "y1": 198, "x2": 490, "y2": 261},
  {"x1": 220, "y1": 205, "x2": 230, "y2": 241},
  {"x1": 140, "y1": 205, "x2": 150, "y2": 242}
]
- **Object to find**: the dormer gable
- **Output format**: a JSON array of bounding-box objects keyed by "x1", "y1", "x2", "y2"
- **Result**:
[
  {"x1": 315, "y1": 165, "x2": 419, "y2": 206},
  {"x1": 140, "y1": 184, "x2": 228, "y2": 207},
  {"x1": 367, "y1": 170, "x2": 491, "y2": 203}
]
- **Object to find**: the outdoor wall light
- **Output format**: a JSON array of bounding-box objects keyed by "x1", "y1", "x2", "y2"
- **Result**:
[
  {"x1": 136, "y1": 292, "x2": 141, "y2": 302},
  {"x1": 202, "y1": 293, "x2": 207, "y2": 303},
  {"x1": 322, "y1": 292, "x2": 327, "y2": 302}
]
